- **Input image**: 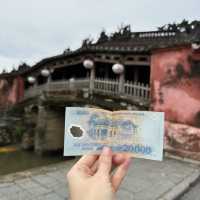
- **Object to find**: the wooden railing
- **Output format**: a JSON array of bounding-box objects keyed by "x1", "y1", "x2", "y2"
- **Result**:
[
  {"x1": 94, "y1": 78, "x2": 150, "y2": 100},
  {"x1": 47, "y1": 78, "x2": 90, "y2": 91},
  {"x1": 94, "y1": 78, "x2": 119, "y2": 95},
  {"x1": 24, "y1": 78, "x2": 150, "y2": 102},
  {"x1": 124, "y1": 81, "x2": 150, "y2": 100},
  {"x1": 24, "y1": 84, "x2": 47, "y2": 99},
  {"x1": 24, "y1": 79, "x2": 90, "y2": 99}
]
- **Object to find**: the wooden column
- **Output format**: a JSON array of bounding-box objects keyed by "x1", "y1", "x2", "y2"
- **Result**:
[
  {"x1": 90, "y1": 66, "x2": 95, "y2": 94},
  {"x1": 33, "y1": 79, "x2": 37, "y2": 91},
  {"x1": 134, "y1": 68, "x2": 139, "y2": 82},
  {"x1": 69, "y1": 78, "x2": 75, "y2": 91},
  {"x1": 119, "y1": 72, "x2": 125, "y2": 94},
  {"x1": 47, "y1": 74, "x2": 51, "y2": 83}
]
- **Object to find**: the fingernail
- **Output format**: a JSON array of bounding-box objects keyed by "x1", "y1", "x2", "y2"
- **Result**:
[{"x1": 102, "y1": 146, "x2": 111, "y2": 156}]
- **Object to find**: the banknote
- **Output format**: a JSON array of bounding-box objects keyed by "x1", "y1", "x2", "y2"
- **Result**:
[{"x1": 64, "y1": 107, "x2": 164, "y2": 161}]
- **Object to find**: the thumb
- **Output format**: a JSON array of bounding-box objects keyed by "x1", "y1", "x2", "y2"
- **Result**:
[{"x1": 97, "y1": 147, "x2": 112, "y2": 175}]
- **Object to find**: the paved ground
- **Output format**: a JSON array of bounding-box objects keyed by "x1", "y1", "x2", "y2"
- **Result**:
[
  {"x1": 0, "y1": 157, "x2": 199, "y2": 200},
  {"x1": 178, "y1": 178, "x2": 200, "y2": 200}
]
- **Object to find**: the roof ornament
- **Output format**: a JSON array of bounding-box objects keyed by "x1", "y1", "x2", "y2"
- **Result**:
[
  {"x1": 63, "y1": 48, "x2": 71, "y2": 54},
  {"x1": 18, "y1": 62, "x2": 30, "y2": 72},
  {"x1": 157, "y1": 20, "x2": 200, "y2": 34},
  {"x1": 97, "y1": 30, "x2": 109, "y2": 43},
  {"x1": 111, "y1": 24, "x2": 132, "y2": 41},
  {"x1": 81, "y1": 37, "x2": 93, "y2": 48},
  {"x1": 2, "y1": 69, "x2": 6, "y2": 74}
]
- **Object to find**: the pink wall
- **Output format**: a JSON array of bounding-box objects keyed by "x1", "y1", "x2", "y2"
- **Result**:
[
  {"x1": 151, "y1": 47, "x2": 200, "y2": 128},
  {"x1": 0, "y1": 76, "x2": 24, "y2": 108},
  {"x1": 151, "y1": 47, "x2": 200, "y2": 159}
]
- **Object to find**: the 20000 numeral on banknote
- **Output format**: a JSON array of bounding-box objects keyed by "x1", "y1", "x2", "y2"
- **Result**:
[{"x1": 64, "y1": 107, "x2": 164, "y2": 161}]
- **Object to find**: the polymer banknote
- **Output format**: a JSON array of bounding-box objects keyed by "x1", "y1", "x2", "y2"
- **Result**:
[{"x1": 64, "y1": 107, "x2": 164, "y2": 161}]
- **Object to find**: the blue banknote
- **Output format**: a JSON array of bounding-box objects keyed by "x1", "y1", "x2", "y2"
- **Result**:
[{"x1": 64, "y1": 107, "x2": 164, "y2": 161}]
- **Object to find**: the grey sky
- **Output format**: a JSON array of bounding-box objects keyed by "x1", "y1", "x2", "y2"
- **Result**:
[{"x1": 0, "y1": 0, "x2": 199, "y2": 72}]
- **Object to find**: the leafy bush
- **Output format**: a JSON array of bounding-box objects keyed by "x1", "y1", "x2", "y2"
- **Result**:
[{"x1": 15, "y1": 126, "x2": 25, "y2": 141}]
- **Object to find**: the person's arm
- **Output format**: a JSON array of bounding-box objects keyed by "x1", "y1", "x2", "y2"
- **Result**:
[{"x1": 67, "y1": 147, "x2": 131, "y2": 200}]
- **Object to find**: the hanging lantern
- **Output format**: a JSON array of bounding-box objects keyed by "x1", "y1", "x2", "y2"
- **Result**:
[
  {"x1": 27, "y1": 76, "x2": 36, "y2": 84},
  {"x1": 83, "y1": 59, "x2": 94, "y2": 69},
  {"x1": 112, "y1": 63, "x2": 124, "y2": 74},
  {"x1": 192, "y1": 43, "x2": 200, "y2": 50},
  {"x1": 41, "y1": 69, "x2": 50, "y2": 77}
]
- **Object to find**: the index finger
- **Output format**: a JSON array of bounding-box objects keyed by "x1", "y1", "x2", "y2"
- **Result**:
[{"x1": 76, "y1": 154, "x2": 98, "y2": 168}]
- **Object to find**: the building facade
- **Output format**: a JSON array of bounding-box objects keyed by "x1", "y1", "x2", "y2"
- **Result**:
[{"x1": 0, "y1": 24, "x2": 200, "y2": 159}]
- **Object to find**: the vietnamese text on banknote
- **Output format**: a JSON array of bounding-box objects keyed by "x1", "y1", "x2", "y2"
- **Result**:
[{"x1": 64, "y1": 107, "x2": 164, "y2": 161}]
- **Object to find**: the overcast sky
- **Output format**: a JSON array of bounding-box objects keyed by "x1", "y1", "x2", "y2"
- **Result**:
[{"x1": 0, "y1": 0, "x2": 199, "y2": 72}]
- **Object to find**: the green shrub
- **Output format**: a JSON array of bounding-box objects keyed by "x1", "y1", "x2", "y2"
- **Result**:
[{"x1": 15, "y1": 126, "x2": 25, "y2": 141}]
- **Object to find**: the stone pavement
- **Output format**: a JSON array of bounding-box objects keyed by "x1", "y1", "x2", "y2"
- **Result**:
[
  {"x1": 178, "y1": 178, "x2": 200, "y2": 200},
  {"x1": 0, "y1": 157, "x2": 199, "y2": 200}
]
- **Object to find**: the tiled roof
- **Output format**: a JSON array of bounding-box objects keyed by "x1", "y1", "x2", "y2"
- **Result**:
[
  {"x1": 88, "y1": 30, "x2": 196, "y2": 52},
  {"x1": 1, "y1": 27, "x2": 200, "y2": 78}
]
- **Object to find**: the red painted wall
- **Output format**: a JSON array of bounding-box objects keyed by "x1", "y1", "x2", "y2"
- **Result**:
[
  {"x1": 0, "y1": 76, "x2": 24, "y2": 108},
  {"x1": 151, "y1": 47, "x2": 200, "y2": 128}
]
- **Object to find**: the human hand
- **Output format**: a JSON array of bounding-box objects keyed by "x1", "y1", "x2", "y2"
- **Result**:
[{"x1": 67, "y1": 147, "x2": 131, "y2": 200}]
